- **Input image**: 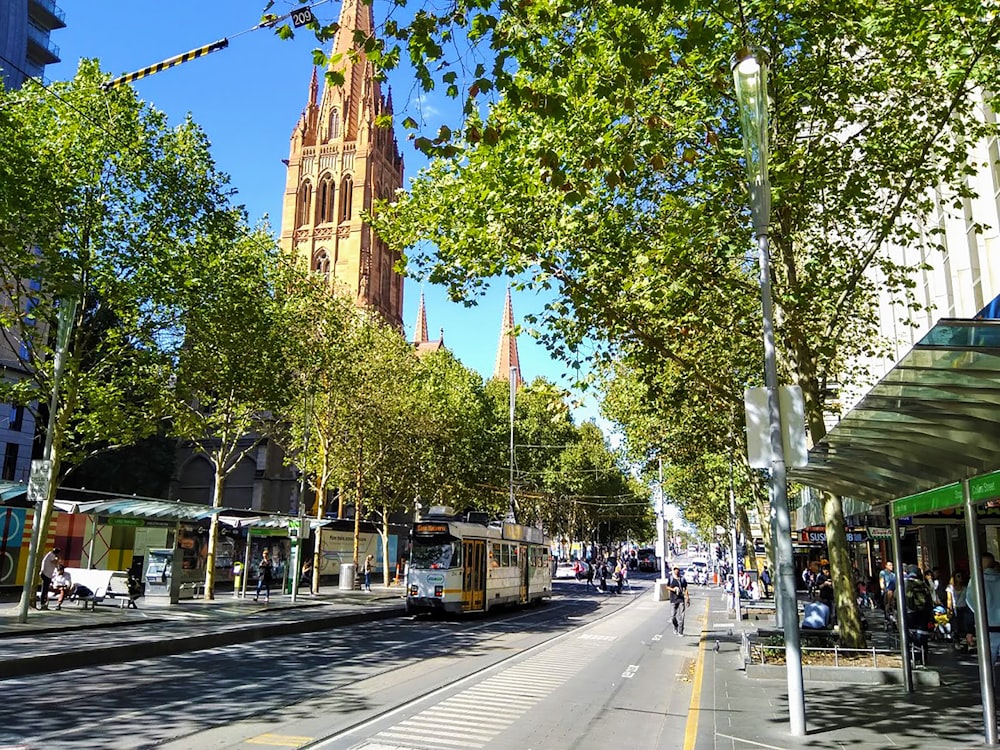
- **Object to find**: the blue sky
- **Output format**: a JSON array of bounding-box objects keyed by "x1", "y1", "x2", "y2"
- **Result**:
[{"x1": 46, "y1": 0, "x2": 597, "y2": 413}]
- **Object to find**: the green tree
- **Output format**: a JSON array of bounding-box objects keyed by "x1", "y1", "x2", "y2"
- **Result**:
[
  {"x1": 0, "y1": 60, "x2": 245, "y2": 619},
  {"x1": 366, "y1": 1, "x2": 1000, "y2": 646},
  {"x1": 166, "y1": 229, "x2": 294, "y2": 600}
]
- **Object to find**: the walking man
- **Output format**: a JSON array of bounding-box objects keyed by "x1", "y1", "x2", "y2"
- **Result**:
[
  {"x1": 879, "y1": 561, "x2": 896, "y2": 611},
  {"x1": 38, "y1": 547, "x2": 60, "y2": 610},
  {"x1": 668, "y1": 566, "x2": 690, "y2": 635}
]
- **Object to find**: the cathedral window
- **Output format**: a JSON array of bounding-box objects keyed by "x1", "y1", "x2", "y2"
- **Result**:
[
  {"x1": 296, "y1": 182, "x2": 312, "y2": 227},
  {"x1": 328, "y1": 109, "x2": 340, "y2": 140},
  {"x1": 318, "y1": 175, "x2": 335, "y2": 223},
  {"x1": 313, "y1": 249, "x2": 331, "y2": 280},
  {"x1": 339, "y1": 175, "x2": 354, "y2": 222}
]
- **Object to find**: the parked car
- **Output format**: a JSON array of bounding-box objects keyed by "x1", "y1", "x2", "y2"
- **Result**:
[
  {"x1": 554, "y1": 562, "x2": 578, "y2": 579},
  {"x1": 637, "y1": 548, "x2": 658, "y2": 572},
  {"x1": 686, "y1": 559, "x2": 708, "y2": 584}
]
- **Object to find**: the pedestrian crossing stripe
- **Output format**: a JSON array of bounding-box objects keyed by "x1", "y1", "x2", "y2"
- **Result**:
[{"x1": 361, "y1": 632, "x2": 618, "y2": 749}]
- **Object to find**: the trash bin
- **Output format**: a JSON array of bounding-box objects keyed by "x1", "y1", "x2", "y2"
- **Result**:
[{"x1": 339, "y1": 563, "x2": 356, "y2": 591}]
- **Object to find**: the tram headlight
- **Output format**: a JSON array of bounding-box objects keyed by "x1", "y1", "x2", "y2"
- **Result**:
[{"x1": 434, "y1": 585, "x2": 443, "y2": 597}]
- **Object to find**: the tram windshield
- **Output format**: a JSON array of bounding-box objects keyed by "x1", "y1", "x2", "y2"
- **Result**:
[{"x1": 411, "y1": 540, "x2": 461, "y2": 569}]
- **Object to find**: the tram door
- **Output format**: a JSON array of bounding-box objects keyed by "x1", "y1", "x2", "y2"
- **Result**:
[
  {"x1": 519, "y1": 544, "x2": 529, "y2": 604},
  {"x1": 462, "y1": 539, "x2": 486, "y2": 611}
]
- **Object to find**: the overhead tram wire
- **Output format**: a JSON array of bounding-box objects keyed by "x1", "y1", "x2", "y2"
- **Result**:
[{"x1": 101, "y1": 0, "x2": 334, "y2": 90}]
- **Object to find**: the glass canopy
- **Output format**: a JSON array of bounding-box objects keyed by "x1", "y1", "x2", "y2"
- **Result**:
[{"x1": 788, "y1": 319, "x2": 1000, "y2": 504}]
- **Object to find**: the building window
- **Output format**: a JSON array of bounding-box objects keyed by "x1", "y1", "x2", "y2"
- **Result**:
[
  {"x1": 8, "y1": 404, "x2": 23, "y2": 432},
  {"x1": 2, "y1": 443, "x2": 18, "y2": 481},
  {"x1": 318, "y1": 175, "x2": 334, "y2": 223},
  {"x1": 296, "y1": 182, "x2": 312, "y2": 227},
  {"x1": 339, "y1": 175, "x2": 353, "y2": 222},
  {"x1": 328, "y1": 109, "x2": 340, "y2": 140},
  {"x1": 313, "y1": 249, "x2": 331, "y2": 279}
]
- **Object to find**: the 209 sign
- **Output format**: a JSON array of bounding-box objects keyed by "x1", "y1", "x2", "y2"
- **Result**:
[{"x1": 291, "y1": 6, "x2": 315, "y2": 28}]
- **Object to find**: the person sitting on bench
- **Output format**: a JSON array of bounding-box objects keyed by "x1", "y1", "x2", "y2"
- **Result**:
[{"x1": 51, "y1": 565, "x2": 75, "y2": 610}]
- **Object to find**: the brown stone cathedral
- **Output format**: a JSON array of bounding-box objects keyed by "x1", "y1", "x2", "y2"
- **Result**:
[{"x1": 279, "y1": 0, "x2": 405, "y2": 329}]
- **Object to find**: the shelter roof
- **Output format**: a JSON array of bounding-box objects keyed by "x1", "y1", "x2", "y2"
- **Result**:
[{"x1": 789, "y1": 318, "x2": 1000, "y2": 505}]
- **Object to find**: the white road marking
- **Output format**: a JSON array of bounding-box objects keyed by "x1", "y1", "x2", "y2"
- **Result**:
[{"x1": 622, "y1": 664, "x2": 639, "y2": 678}]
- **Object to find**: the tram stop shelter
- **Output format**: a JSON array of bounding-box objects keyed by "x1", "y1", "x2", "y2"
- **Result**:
[{"x1": 789, "y1": 314, "x2": 1000, "y2": 745}]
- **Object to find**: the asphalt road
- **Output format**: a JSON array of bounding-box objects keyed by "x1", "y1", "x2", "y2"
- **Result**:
[{"x1": 0, "y1": 573, "x2": 707, "y2": 750}]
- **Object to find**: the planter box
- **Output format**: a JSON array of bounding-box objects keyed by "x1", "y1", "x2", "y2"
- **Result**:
[{"x1": 745, "y1": 663, "x2": 940, "y2": 686}]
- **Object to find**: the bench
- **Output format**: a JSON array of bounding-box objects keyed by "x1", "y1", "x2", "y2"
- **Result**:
[{"x1": 65, "y1": 568, "x2": 141, "y2": 610}]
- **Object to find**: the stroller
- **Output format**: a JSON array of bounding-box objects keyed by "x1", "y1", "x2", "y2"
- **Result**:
[{"x1": 932, "y1": 605, "x2": 952, "y2": 642}]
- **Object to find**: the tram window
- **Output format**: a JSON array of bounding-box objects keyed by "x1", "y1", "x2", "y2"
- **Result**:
[
  {"x1": 411, "y1": 541, "x2": 459, "y2": 569},
  {"x1": 511, "y1": 546, "x2": 519, "y2": 565},
  {"x1": 492, "y1": 544, "x2": 502, "y2": 567}
]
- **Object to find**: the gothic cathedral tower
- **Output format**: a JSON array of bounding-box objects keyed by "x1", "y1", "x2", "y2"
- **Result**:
[{"x1": 279, "y1": 0, "x2": 405, "y2": 328}]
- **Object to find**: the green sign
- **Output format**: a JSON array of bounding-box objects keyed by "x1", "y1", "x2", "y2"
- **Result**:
[
  {"x1": 249, "y1": 527, "x2": 286, "y2": 537},
  {"x1": 892, "y1": 469, "x2": 1000, "y2": 518},
  {"x1": 288, "y1": 519, "x2": 301, "y2": 540},
  {"x1": 107, "y1": 517, "x2": 145, "y2": 527}
]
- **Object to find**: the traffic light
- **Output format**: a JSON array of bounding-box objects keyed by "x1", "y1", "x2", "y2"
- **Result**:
[{"x1": 716, "y1": 545, "x2": 724, "y2": 560}]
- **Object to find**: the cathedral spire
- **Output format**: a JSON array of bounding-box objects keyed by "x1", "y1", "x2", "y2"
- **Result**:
[
  {"x1": 308, "y1": 65, "x2": 318, "y2": 107},
  {"x1": 414, "y1": 291, "x2": 429, "y2": 343},
  {"x1": 493, "y1": 287, "x2": 523, "y2": 387}
]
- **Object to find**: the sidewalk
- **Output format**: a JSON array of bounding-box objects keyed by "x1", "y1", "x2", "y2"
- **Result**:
[
  {"x1": 0, "y1": 583, "x2": 405, "y2": 678},
  {"x1": 3, "y1": 581, "x2": 995, "y2": 748},
  {"x1": 693, "y1": 588, "x2": 992, "y2": 749}
]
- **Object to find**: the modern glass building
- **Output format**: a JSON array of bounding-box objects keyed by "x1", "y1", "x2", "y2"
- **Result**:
[{"x1": 0, "y1": 0, "x2": 66, "y2": 90}]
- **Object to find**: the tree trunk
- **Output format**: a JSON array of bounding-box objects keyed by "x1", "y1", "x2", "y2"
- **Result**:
[
  {"x1": 823, "y1": 492, "x2": 865, "y2": 648},
  {"x1": 352, "y1": 446, "x2": 363, "y2": 569},
  {"x1": 382, "y1": 511, "x2": 391, "y2": 587},
  {"x1": 312, "y1": 477, "x2": 327, "y2": 595},
  {"x1": 203, "y1": 466, "x2": 226, "y2": 600}
]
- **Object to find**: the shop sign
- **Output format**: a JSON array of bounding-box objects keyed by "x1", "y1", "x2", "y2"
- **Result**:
[
  {"x1": 867, "y1": 527, "x2": 892, "y2": 540},
  {"x1": 799, "y1": 528, "x2": 867, "y2": 544}
]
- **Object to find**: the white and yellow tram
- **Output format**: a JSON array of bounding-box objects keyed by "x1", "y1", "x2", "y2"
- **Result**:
[{"x1": 405, "y1": 511, "x2": 552, "y2": 615}]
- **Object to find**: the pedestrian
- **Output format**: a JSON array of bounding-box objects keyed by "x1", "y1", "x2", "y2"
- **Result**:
[
  {"x1": 668, "y1": 565, "x2": 690, "y2": 635},
  {"x1": 51, "y1": 564, "x2": 74, "y2": 610},
  {"x1": 300, "y1": 558, "x2": 313, "y2": 590},
  {"x1": 38, "y1": 547, "x2": 60, "y2": 610},
  {"x1": 947, "y1": 570, "x2": 974, "y2": 652},
  {"x1": 363, "y1": 554, "x2": 374, "y2": 592},
  {"x1": 254, "y1": 549, "x2": 273, "y2": 603},
  {"x1": 585, "y1": 560, "x2": 594, "y2": 590},
  {"x1": 597, "y1": 560, "x2": 608, "y2": 592},
  {"x1": 969, "y1": 552, "x2": 1000, "y2": 664},
  {"x1": 612, "y1": 563, "x2": 623, "y2": 595},
  {"x1": 760, "y1": 566, "x2": 772, "y2": 598},
  {"x1": 879, "y1": 561, "x2": 896, "y2": 611}
]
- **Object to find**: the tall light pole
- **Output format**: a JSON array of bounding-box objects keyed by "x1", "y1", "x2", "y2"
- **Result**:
[{"x1": 732, "y1": 49, "x2": 805, "y2": 736}]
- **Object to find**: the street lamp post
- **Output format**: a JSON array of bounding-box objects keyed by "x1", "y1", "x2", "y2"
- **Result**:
[{"x1": 732, "y1": 49, "x2": 806, "y2": 736}]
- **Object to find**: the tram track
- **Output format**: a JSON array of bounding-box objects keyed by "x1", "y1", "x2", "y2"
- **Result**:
[{"x1": 299, "y1": 586, "x2": 647, "y2": 749}]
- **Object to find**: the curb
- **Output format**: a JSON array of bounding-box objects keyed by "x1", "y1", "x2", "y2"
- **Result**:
[{"x1": 2, "y1": 605, "x2": 405, "y2": 679}]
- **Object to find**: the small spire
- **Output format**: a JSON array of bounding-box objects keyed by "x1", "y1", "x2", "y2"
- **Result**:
[
  {"x1": 309, "y1": 66, "x2": 319, "y2": 107},
  {"x1": 493, "y1": 287, "x2": 523, "y2": 387},
  {"x1": 385, "y1": 86, "x2": 394, "y2": 114},
  {"x1": 414, "y1": 292, "x2": 429, "y2": 343}
]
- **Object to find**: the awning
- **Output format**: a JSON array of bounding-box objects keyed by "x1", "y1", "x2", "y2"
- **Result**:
[
  {"x1": 218, "y1": 514, "x2": 335, "y2": 531},
  {"x1": 53, "y1": 497, "x2": 222, "y2": 522},
  {"x1": 789, "y1": 318, "x2": 1000, "y2": 505},
  {"x1": 0, "y1": 481, "x2": 27, "y2": 505}
]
